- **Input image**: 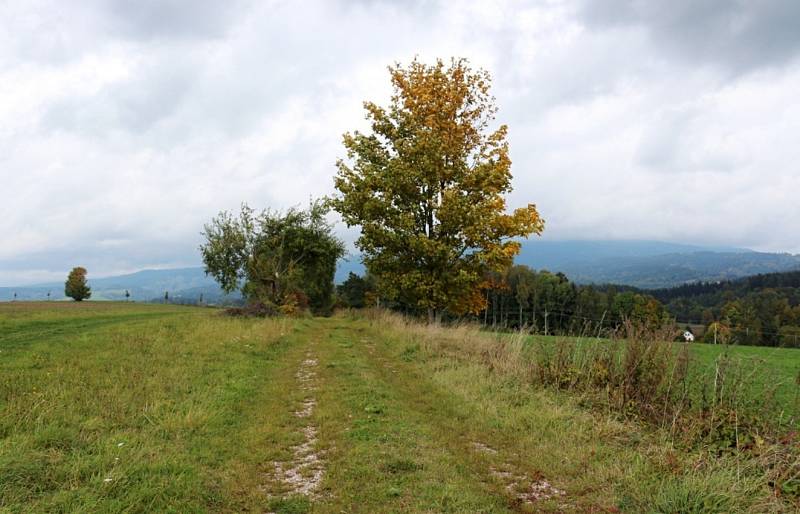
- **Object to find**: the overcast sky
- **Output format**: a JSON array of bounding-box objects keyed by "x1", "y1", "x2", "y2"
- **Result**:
[{"x1": 2, "y1": 0, "x2": 800, "y2": 286}]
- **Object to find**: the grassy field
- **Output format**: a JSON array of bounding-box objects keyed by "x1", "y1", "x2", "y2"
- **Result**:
[
  {"x1": 1, "y1": 302, "x2": 797, "y2": 512},
  {"x1": 687, "y1": 341, "x2": 800, "y2": 420},
  {"x1": 523, "y1": 333, "x2": 800, "y2": 419}
]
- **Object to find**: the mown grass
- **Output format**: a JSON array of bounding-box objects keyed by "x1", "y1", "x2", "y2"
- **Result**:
[
  {"x1": 1, "y1": 302, "x2": 297, "y2": 512},
  {"x1": 0, "y1": 302, "x2": 190, "y2": 348}
]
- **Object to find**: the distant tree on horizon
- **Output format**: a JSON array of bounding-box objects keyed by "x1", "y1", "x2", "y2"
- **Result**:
[
  {"x1": 125, "y1": 290, "x2": 130, "y2": 301},
  {"x1": 164, "y1": 291, "x2": 169, "y2": 303},
  {"x1": 65, "y1": 267, "x2": 91, "y2": 301}
]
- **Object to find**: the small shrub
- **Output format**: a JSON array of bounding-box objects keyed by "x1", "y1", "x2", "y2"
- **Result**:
[{"x1": 224, "y1": 302, "x2": 279, "y2": 318}]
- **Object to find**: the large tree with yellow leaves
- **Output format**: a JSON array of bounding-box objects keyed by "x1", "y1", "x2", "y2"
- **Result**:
[{"x1": 332, "y1": 58, "x2": 544, "y2": 322}]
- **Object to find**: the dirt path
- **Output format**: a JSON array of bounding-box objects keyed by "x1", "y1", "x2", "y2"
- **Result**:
[
  {"x1": 269, "y1": 353, "x2": 325, "y2": 498},
  {"x1": 257, "y1": 318, "x2": 638, "y2": 512}
]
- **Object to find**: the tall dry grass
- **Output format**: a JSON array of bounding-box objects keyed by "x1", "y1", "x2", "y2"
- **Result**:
[{"x1": 354, "y1": 308, "x2": 800, "y2": 504}]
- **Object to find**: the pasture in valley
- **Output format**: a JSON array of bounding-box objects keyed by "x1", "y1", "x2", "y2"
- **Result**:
[{"x1": 1, "y1": 302, "x2": 797, "y2": 513}]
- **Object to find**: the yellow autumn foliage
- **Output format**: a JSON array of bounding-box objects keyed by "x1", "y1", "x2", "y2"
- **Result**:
[{"x1": 332, "y1": 58, "x2": 544, "y2": 319}]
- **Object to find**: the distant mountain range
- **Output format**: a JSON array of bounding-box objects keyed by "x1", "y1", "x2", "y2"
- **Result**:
[
  {"x1": 0, "y1": 268, "x2": 239, "y2": 304},
  {"x1": 516, "y1": 241, "x2": 800, "y2": 289},
  {"x1": 3, "y1": 241, "x2": 799, "y2": 301},
  {"x1": 337, "y1": 240, "x2": 800, "y2": 289}
]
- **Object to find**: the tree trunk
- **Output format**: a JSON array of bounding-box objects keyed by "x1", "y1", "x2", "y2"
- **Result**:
[
  {"x1": 499, "y1": 295, "x2": 504, "y2": 328},
  {"x1": 544, "y1": 309, "x2": 549, "y2": 335},
  {"x1": 492, "y1": 291, "x2": 497, "y2": 327}
]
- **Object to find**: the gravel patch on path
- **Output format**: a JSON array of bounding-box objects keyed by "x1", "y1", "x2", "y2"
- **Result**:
[{"x1": 267, "y1": 353, "x2": 326, "y2": 500}]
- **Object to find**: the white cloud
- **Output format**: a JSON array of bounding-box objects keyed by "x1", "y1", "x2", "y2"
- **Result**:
[{"x1": 2, "y1": 0, "x2": 799, "y2": 285}]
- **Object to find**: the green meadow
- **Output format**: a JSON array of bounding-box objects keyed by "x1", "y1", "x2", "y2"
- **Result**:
[{"x1": 1, "y1": 302, "x2": 797, "y2": 512}]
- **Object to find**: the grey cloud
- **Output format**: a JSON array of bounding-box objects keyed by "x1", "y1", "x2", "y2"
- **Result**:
[
  {"x1": 0, "y1": 2, "x2": 102, "y2": 65},
  {"x1": 636, "y1": 107, "x2": 697, "y2": 171},
  {"x1": 635, "y1": 105, "x2": 740, "y2": 174},
  {"x1": 98, "y1": 0, "x2": 248, "y2": 40},
  {"x1": 0, "y1": 0, "x2": 246, "y2": 67},
  {"x1": 42, "y1": 59, "x2": 197, "y2": 136},
  {"x1": 578, "y1": 0, "x2": 800, "y2": 74},
  {"x1": 38, "y1": 0, "x2": 423, "y2": 143}
]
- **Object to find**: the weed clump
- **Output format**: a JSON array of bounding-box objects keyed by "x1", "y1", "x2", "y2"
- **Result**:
[{"x1": 224, "y1": 302, "x2": 281, "y2": 318}]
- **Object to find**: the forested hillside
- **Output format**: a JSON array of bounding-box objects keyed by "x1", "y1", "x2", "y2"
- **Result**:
[
  {"x1": 475, "y1": 267, "x2": 800, "y2": 347},
  {"x1": 650, "y1": 271, "x2": 800, "y2": 346},
  {"x1": 527, "y1": 249, "x2": 800, "y2": 289}
]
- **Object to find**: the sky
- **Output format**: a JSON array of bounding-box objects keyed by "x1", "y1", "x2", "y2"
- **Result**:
[{"x1": 2, "y1": 0, "x2": 800, "y2": 286}]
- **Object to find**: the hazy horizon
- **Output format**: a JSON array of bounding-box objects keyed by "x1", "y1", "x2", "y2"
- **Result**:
[{"x1": 3, "y1": 237, "x2": 797, "y2": 288}]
